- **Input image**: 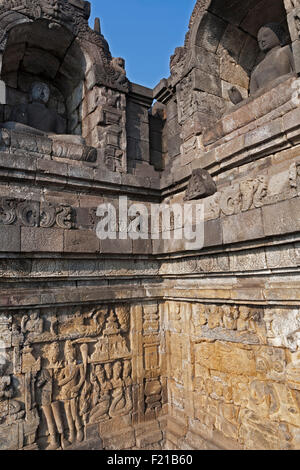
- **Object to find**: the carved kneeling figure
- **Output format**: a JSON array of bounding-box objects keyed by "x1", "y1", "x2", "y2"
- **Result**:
[{"x1": 89, "y1": 365, "x2": 112, "y2": 423}]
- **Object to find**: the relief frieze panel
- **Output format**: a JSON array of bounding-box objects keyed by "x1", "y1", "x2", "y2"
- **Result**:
[
  {"x1": 0, "y1": 302, "x2": 166, "y2": 450},
  {"x1": 205, "y1": 163, "x2": 299, "y2": 221},
  {"x1": 0, "y1": 304, "x2": 143, "y2": 450},
  {"x1": 0, "y1": 198, "x2": 73, "y2": 229},
  {"x1": 161, "y1": 297, "x2": 300, "y2": 449},
  {"x1": 159, "y1": 243, "x2": 299, "y2": 277},
  {"x1": 189, "y1": 302, "x2": 300, "y2": 350},
  {"x1": 0, "y1": 257, "x2": 161, "y2": 279},
  {"x1": 191, "y1": 339, "x2": 300, "y2": 446}
]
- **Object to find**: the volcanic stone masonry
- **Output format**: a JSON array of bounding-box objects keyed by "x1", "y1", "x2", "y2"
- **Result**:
[{"x1": 0, "y1": 0, "x2": 300, "y2": 450}]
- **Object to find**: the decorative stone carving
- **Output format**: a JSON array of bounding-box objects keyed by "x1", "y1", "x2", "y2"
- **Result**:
[
  {"x1": 170, "y1": 47, "x2": 189, "y2": 87},
  {"x1": 0, "y1": 198, "x2": 74, "y2": 229},
  {"x1": 184, "y1": 168, "x2": 217, "y2": 201},
  {"x1": 21, "y1": 310, "x2": 43, "y2": 344},
  {"x1": 0, "y1": 362, "x2": 24, "y2": 427},
  {"x1": 144, "y1": 379, "x2": 162, "y2": 419},
  {"x1": 143, "y1": 304, "x2": 159, "y2": 336},
  {"x1": 0, "y1": 199, "x2": 17, "y2": 225},
  {"x1": 188, "y1": 302, "x2": 266, "y2": 344},
  {"x1": 205, "y1": 174, "x2": 273, "y2": 220},
  {"x1": 36, "y1": 342, "x2": 66, "y2": 450},
  {"x1": 109, "y1": 360, "x2": 132, "y2": 418},
  {"x1": 1, "y1": 0, "x2": 300, "y2": 454},
  {"x1": 176, "y1": 74, "x2": 195, "y2": 125},
  {"x1": 84, "y1": 87, "x2": 127, "y2": 172},
  {"x1": 0, "y1": 303, "x2": 140, "y2": 449}
]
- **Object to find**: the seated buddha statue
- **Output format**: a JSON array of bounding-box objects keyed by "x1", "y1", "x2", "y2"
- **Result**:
[
  {"x1": 2, "y1": 81, "x2": 84, "y2": 145},
  {"x1": 229, "y1": 23, "x2": 295, "y2": 105}
]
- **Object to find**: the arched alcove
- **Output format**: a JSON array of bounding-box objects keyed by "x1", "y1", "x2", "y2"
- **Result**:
[
  {"x1": 177, "y1": 0, "x2": 292, "y2": 130},
  {"x1": 0, "y1": 18, "x2": 87, "y2": 136},
  {"x1": 194, "y1": 0, "x2": 288, "y2": 94}
]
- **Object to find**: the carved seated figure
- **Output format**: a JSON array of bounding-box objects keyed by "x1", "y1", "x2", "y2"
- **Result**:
[
  {"x1": 0, "y1": 363, "x2": 24, "y2": 425},
  {"x1": 229, "y1": 23, "x2": 295, "y2": 105},
  {"x1": 3, "y1": 82, "x2": 81, "y2": 141},
  {"x1": 2, "y1": 82, "x2": 97, "y2": 162}
]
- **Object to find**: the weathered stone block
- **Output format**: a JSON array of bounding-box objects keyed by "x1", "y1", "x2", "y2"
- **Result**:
[
  {"x1": 194, "y1": 69, "x2": 222, "y2": 97},
  {"x1": 23, "y1": 48, "x2": 60, "y2": 79},
  {"x1": 0, "y1": 225, "x2": 20, "y2": 252},
  {"x1": 100, "y1": 237, "x2": 132, "y2": 254},
  {"x1": 218, "y1": 24, "x2": 248, "y2": 61},
  {"x1": 219, "y1": 50, "x2": 249, "y2": 89},
  {"x1": 21, "y1": 227, "x2": 64, "y2": 252},
  {"x1": 203, "y1": 218, "x2": 223, "y2": 247},
  {"x1": 64, "y1": 229, "x2": 100, "y2": 253},
  {"x1": 102, "y1": 428, "x2": 136, "y2": 450},
  {"x1": 136, "y1": 430, "x2": 163, "y2": 448},
  {"x1": 222, "y1": 208, "x2": 264, "y2": 244},
  {"x1": 292, "y1": 37, "x2": 300, "y2": 74},
  {"x1": 245, "y1": 119, "x2": 282, "y2": 147},
  {"x1": 262, "y1": 198, "x2": 300, "y2": 236},
  {"x1": 195, "y1": 12, "x2": 227, "y2": 53}
]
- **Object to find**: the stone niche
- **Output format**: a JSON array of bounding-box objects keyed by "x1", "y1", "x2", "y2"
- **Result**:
[
  {"x1": 155, "y1": 0, "x2": 294, "y2": 168},
  {"x1": 1, "y1": 0, "x2": 300, "y2": 453},
  {"x1": 1, "y1": 20, "x2": 79, "y2": 134},
  {"x1": 0, "y1": 0, "x2": 132, "y2": 171}
]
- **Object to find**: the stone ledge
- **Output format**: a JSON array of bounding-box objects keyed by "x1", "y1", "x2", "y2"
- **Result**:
[{"x1": 202, "y1": 76, "x2": 297, "y2": 147}]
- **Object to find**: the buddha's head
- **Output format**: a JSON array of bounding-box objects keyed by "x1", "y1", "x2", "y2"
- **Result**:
[
  {"x1": 31, "y1": 82, "x2": 50, "y2": 105},
  {"x1": 257, "y1": 23, "x2": 285, "y2": 53}
]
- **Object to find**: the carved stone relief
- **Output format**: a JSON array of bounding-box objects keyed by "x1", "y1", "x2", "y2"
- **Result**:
[
  {"x1": 189, "y1": 303, "x2": 266, "y2": 344},
  {"x1": 184, "y1": 168, "x2": 217, "y2": 201},
  {"x1": 205, "y1": 164, "x2": 299, "y2": 221},
  {"x1": 82, "y1": 86, "x2": 127, "y2": 171},
  {"x1": 205, "y1": 175, "x2": 269, "y2": 220},
  {"x1": 0, "y1": 129, "x2": 97, "y2": 162},
  {"x1": 0, "y1": 304, "x2": 143, "y2": 450},
  {"x1": 0, "y1": 198, "x2": 74, "y2": 229}
]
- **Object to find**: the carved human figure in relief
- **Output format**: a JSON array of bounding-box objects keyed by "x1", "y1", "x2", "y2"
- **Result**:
[
  {"x1": 0, "y1": 362, "x2": 24, "y2": 425},
  {"x1": 36, "y1": 342, "x2": 67, "y2": 450},
  {"x1": 109, "y1": 360, "x2": 132, "y2": 417},
  {"x1": 89, "y1": 364, "x2": 112, "y2": 423},
  {"x1": 21, "y1": 310, "x2": 43, "y2": 345},
  {"x1": 123, "y1": 360, "x2": 132, "y2": 387},
  {"x1": 57, "y1": 341, "x2": 85, "y2": 445},
  {"x1": 229, "y1": 23, "x2": 295, "y2": 104},
  {"x1": 2, "y1": 82, "x2": 84, "y2": 145},
  {"x1": 222, "y1": 305, "x2": 238, "y2": 330}
]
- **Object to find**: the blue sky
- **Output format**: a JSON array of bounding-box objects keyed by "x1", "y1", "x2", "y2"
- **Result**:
[{"x1": 89, "y1": 0, "x2": 196, "y2": 89}]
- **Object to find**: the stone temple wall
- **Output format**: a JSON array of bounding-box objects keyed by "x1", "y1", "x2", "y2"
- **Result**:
[{"x1": 0, "y1": 0, "x2": 300, "y2": 450}]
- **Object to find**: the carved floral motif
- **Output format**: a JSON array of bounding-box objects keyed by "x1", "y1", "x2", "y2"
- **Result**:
[{"x1": 0, "y1": 198, "x2": 74, "y2": 229}]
